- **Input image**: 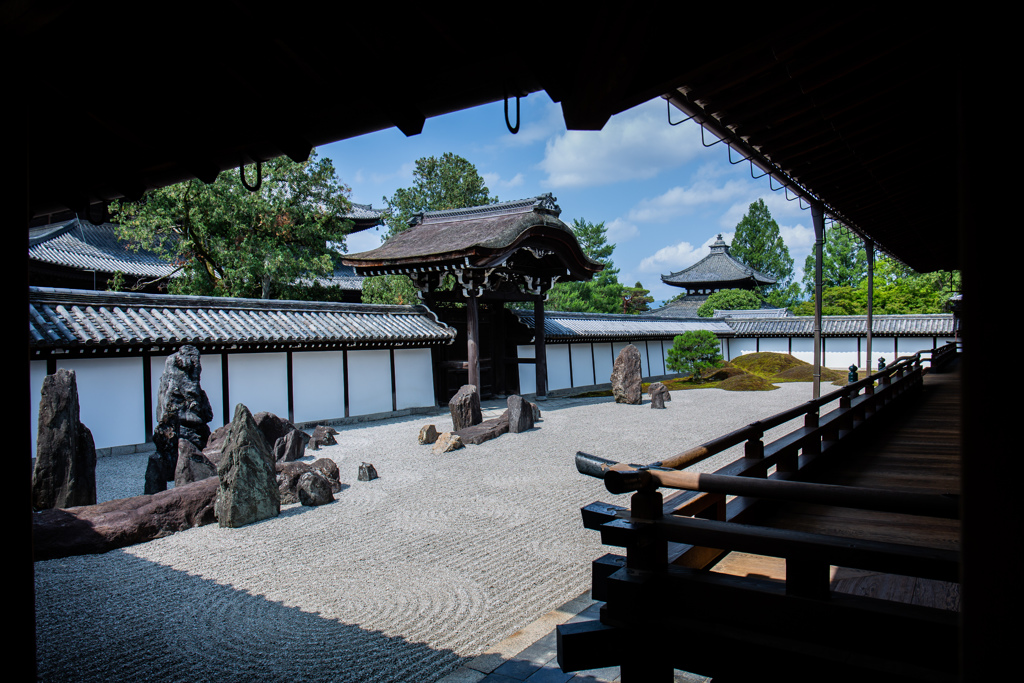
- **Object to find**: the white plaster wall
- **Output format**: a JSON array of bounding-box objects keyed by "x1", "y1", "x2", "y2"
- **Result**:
[
  {"x1": 292, "y1": 351, "x2": 346, "y2": 423},
  {"x1": 570, "y1": 343, "x2": 595, "y2": 387},
  {"x1": 517, "y1": 345, "x2": 536, "y2": 395},
  {"x1": 823, "y1": 337, "x2": 860, "y2": 370},
  {"x1": 790, "y1": 338, "x2": 815, "y2": 364},
  {"x1": 57, "y1": 357, "x2": 146, "y2": 450},
  {"x1": 394, "y1": 348, "x2": 436, "y2": 410},
  {"x1": 227, "y1": 352, "x2": 288, "y2": 419},
  {"x1": 546, "y1": 345, "x2": 572, "y2": 391},
  {"x1": 757, "y1": 338, "x2": 790, "y2": 355},
  {"x1": 648, "y1": 340, "x2": 666, "y2": 376},
  {"x1": 201, "y1": 354, "x2": 225, "y2": 429},
  {"x1": 347, "y1": 350, "x2": 393, "y2": 415},
  {"x1": 728, "y1": 338, "x2": 759, "y2": 361},
  {"x1": 593, "y1": 342, "x2": 614, "y2": 384}
]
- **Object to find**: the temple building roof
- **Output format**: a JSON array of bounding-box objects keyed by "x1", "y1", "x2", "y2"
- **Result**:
[
  {"x1": 662, "y1": 235, "x2": 776, "y2": 292},
  {"x1": 28, "y1": 286, "x2": 455, "y2": 357},
  {"x1": 342, "y1": 195, "x2": 603, "y2": 297}
]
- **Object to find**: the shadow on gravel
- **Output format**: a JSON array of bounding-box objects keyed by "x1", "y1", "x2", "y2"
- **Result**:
[{"x1": 35, "y1": 550, "x2": 470, "y2": 683}]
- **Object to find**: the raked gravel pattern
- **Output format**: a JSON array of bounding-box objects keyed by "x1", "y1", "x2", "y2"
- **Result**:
[{"x1": 35, "y1": 383, "x2": 815, "y2": 683}]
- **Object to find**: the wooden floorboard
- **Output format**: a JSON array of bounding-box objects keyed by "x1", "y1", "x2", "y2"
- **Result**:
[{"x1": 708, "y1": 362, "x2": 962, "y2": 611}]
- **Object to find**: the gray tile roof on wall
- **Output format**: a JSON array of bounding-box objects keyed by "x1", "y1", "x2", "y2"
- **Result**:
[
  {"x1": 512, "y1": 309, "x2": 732, "y2": 342},
  {"x1": 725, "y1": 314, "x2": 955, "y2": 336},
  {"x1": 647, "y1": 296, "x2": 708, "y2": 318},
  {"x1": 29, "y1": 218, "x2": 176, "y2": 278},
  {"x1": 29, "y1": 287, "x2": 456, "y2": 352}
]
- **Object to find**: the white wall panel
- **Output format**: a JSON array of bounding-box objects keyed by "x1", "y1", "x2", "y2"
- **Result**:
[
  {"x1": 758, "y1": 338, "x2": 789, "y2": 355},
  {"x1": 570, "y1": 343, "x2": 595, "y2": 387},
  {"x1": 292, "y1": 351, "x2": 345, "y2": 423},
  {"x1": 729, "y1": 338, "x2": 759, "y2": 361},
  {"x1": 227, "y1": 352, "x2": 288, "y2": 419},
  {"x1": 347, "y1": 350, "x2": 393, "y2": 415},
  {"x1": 546, "y1": 345, "x2": 572, "y2": 391},
  {"x1": 517, "y1": 345, "x2": 536, "y2": 395},
  {"x1": 394, "y1": 348, "x2": 436, "y2": 410},
  {"x1": 823, "y1": 337, "x2": 859, "y2": 369},
  {"x1": 649, "y1": 340, "x2": 666, "y2": 376},
  {"x1": 790, "y1": 338, "x2": 814, "y2": 364},
  {"x1": 593, "y1": 343, "x2": 614, "y2": 384},
  {"x1": 58, "y1": 357, "x2": 145, "y2": 450}
]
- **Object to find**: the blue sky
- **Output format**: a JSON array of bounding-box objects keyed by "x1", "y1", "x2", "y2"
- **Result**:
[{"x1": 321, "y1": 93, "x2": 817, "y2": 307}]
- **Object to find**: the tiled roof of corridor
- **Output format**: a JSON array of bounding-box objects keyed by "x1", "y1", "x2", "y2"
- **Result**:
[
  {"x1": 29, "y1": 287, "x2": 456, "y2": 352},
  {"x1": 726, "y1": 314, "x2": 955, "y2": 336},
  {"x1": 512, "y1": 309, "x2": 731, "y2": 341}
]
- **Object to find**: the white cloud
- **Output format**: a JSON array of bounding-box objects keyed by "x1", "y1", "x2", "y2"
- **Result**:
[
  {"x1": 483, "y1": 171, "x2": 525, "y2": 191},
  {"x1": 606, "y1": 217, "x2": 638, "y2": 243},
  {"x1": 638, "y1": 233, "x2": 724, "y2": 274},
  {"x1": 538, "y1": 98, "x2": 702, "y2": 188},
  {"x1": 628, "y1": 179, "x2": 751, "y2": 223}
]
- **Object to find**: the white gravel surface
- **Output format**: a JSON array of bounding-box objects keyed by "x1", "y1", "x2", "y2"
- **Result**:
[{"x1": 35, "y1": 384, "x2": 814, "y2": 683}]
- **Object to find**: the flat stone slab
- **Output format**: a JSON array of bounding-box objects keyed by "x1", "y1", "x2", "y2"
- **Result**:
[{"x1": 454, "y1": 413, "x2": 510, "y2": 446}]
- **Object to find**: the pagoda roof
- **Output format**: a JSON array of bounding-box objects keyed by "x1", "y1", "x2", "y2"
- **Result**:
[
  {"x1": 662, "y1": 235, "x2": 776, "y2": 290},
  {"x1": 342, "y1": 195, "x2": 602, "y2": 283}
]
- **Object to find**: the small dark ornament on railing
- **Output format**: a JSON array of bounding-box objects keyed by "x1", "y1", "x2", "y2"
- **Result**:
[
  {"x1": 878, "y1": 357, "x2": 886, "y2": 371},
  {"x1": 848, "y1": 365, "x2": 859, "y2": 384}
]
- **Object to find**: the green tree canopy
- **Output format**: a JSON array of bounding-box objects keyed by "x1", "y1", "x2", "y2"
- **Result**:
[
  {"x1": 109, "y1": 152, "x2": 352, "y2": 299},
  {"x1": 802, "y1": 224, "x2": 868, "y2": 295},
  {"x1": 665, "y1": 330, "x2": 724, "y2": 382},
  {"x1": 383, "y1": 152, "x2": 493, "y2": 236},
  {"x1": 545, "y1": 218, "x2": 624, "y2": 313},
  {"x1": 363, "y1": 153, "x2": 495, "y2": 305},
  {"x1": 621, "y1": 282, "x2": 654, "y2": 315},
  {"x1": 730, "y1": 198, "x2": 794, "y2": 293},
  {"x1": 697, "y1": 288, "x2": 763, "y2": 317}
]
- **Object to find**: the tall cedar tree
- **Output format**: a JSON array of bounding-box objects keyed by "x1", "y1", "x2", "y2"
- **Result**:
[
  {"x1": 110, "y1": 152, "x2": 352, "y2": 300},
  {"x1": 801, "y1": 224, "x2": 868, "y2": 295},
  {"x1": 730, "y1": 199, "x2": 794, "y2": 291},
  {"x1": 362, "y1": 153, "x2": 494, "y2": 304}
]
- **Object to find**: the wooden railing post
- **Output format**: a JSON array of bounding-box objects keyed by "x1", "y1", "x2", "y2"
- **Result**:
[
  {"x1": 745, "y1": 428, "x2": 767, "y2": 477},
  {"x1": 803, "y1": 406, "x2": 820, "y2": 458}
]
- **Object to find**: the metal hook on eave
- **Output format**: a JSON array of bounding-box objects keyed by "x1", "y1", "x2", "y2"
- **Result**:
[
  {"x1": 749, "y1": 159, "x2": 769, "y2": 179},
  {"x1": 700, "y1": 124, "x2": 725, "y2": 148},
  {"x1": 504, "y1": 88, "x2": 520, "y2": 134},
  {"x1": 240, "y1": 159, "x2": 263, "y2": 192},
  {"x1": 728, "y1": 145, "x2": 750, "y2": 165},
  {"x1": 667, "y1": 99, "x2": 695, "y2": 126},
  {"x1": 784, "y1": 186, "x2": 801, "y2": 202},
  {"x1": 769, "y1": 174, "x2": 785, "y2": 192}
]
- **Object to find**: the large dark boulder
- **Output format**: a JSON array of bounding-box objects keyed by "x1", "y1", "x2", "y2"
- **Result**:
[
  {"x1": 32, "y1": 369, "x2": 97, "y2": 510},
  {"x1": 297, "y1": 472, "x2": 334, "y2": 506},
  {"x1": 308, "y1": 425, "x2": 338, "y2": 450},
  {"x1": 149, "y1": 346, "x2": 214, "y2": 493},
  {"x1": 32, "y1": 477, "x2": 219, "y2": 560},
  {"x1": 611, "y1": 344, "x2": 643, "y2": 405},
  {"x1": 215, "y1": 404, "x2": 280, "y2": 528},
  {"x1": 174, "y1": 438, "x2": 218, "y2": 486},
  {"x1": 449, "y1": 384, "x2": 482, "y2": 431},
  {"x1": 507, "y1": 395, "x2": 535, "y2": 434}
]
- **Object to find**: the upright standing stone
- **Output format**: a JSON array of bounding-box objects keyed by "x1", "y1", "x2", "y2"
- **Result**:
[
  {"x1": 611, "y1": 344, "x2": 643, "y2": 405},
  {"x1": 148, "y1": 345, "x2": 214, "y2": 493},
  {"x1": 649, "y1": 382, "x2": 670, "y2": 409},
  {"x1": 507, "y1": 394, "x2": 536, "y2": 433},
  {"x1": 32, "y1": 369, "x2": 97, "y2": 510},
  {"x1": 216, "y1": 404, "x2": 280, "y2": 528},
  {"x1": 449, "y1": 384, "x2": 482, "y2": 431}
]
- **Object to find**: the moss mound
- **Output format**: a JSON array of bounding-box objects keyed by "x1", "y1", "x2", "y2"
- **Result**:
[
  {"x1": 731, "y1": 352, "x2": 808, "y2": 376},
  {"x1": 772, "y1": 365, "x2": 845, "y2": 383},
  {"x1": 701, "y1": 366, "x2": 747, "y2": 382},
  {"x1": 717, "y1": 373, "x2": 778, "y2": 391}
]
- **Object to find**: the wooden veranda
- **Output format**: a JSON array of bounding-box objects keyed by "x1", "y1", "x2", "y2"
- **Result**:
[{"x1": 560, "y1": 346, "x2": 963, "y2": 682}]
